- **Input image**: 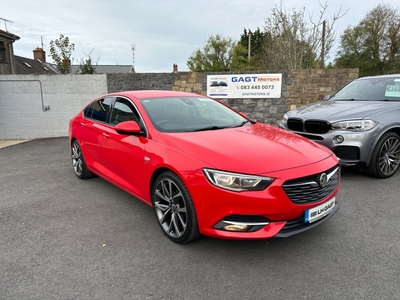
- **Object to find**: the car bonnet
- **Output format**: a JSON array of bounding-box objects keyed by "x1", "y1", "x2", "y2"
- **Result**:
[
  {"x1": 288, "y1": 100, "x2": 400, "y2": 121},
  {"x1": 156, "y1": 123, "x2": 334, "y2": 174}
]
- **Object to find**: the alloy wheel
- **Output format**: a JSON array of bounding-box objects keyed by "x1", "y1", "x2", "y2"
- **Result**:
[
  {"x1": 154, "y1": 178, "x2": 188, "y2": 238},
  {"x1": 71, "y1": 142, "x2": 83, "y2": 176},
  {"x1": 378, "y1": 136, "x2": 400, "y2": 177}
]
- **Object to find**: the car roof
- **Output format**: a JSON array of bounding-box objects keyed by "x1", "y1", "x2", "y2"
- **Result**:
[
  {"x1": 357, "y1": 74, "x2": 400, "y2": 80},
  {"x1": 107, "y1": 90, "x2": 204, "y2": 100}
]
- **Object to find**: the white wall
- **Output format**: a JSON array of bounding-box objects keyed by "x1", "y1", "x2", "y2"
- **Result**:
[{"x1": 0, "y1": 74, "x2": 108, "y2": 139}]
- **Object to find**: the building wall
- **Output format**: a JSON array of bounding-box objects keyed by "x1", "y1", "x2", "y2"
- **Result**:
[
  {"x1": 0, "y1": 69, "x2": 359, "y2": 140},
  {"x1": 0, "y1": 74, "x2": 107, "y2": 139}
]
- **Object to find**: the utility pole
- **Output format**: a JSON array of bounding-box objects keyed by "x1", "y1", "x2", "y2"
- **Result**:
[
  {"x1": 131, "y1": 44, "x2": 136, "y2": 71},
  {"x1": 248, "y1": 33, "x2": 251, "y2": 61},
  {"x1": 320, "y1": 20, "x2": 326, "y2": 68}
]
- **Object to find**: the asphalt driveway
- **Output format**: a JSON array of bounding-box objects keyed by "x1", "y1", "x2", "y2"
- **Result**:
[{"x1": 1, "y1": 138, "x2": 399, "y2": 300}]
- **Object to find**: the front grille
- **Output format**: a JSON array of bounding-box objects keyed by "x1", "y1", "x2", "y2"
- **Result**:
[
  {"x1": 287, "y1": 118, "x2": 304, "y2": 131},
  {"x1": 282, "y1": 166, "x2": 339, "y2": 204},
  {"x1": 287, "y1": 118, "x2": 331, "y2": 134},
  {"x1": 304, "y1": 120, "x2": 331, "y2": 134}
]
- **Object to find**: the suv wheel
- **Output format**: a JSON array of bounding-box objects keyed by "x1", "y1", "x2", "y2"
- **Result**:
[{"x1": 367, "y1": 132, "x2": 400, "y2": 178}]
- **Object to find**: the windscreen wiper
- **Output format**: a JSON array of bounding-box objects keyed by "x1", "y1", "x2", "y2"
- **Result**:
[
  {"x1": 189, "y1": 126, "x2": 227, "y2": 132},
  {"x1": 231, "y1": 120, "x2": 251, "y2": 128}
]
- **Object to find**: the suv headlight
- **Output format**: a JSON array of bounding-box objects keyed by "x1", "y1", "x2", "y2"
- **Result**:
[
  {"x1": 331, "y1": 119, "x2": 378, "y2": 131},
  {"x1": 281, "y1": 113, "x2": 289, "y2": 125},
  {"x1": 203, "y1": 169, "x2": 274, "y2": 192}
]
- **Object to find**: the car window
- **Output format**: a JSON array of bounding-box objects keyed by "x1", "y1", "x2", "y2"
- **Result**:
[
  {"x1": 332, "y1": 77, "x2": 400, "y2": 101},
  {"x1": 84, "y1": 97, "x2": 113, "y2": 122},
  {"x1": 110, "y1": 97, "x2": 140, "y2": 125},
  {"x1": 140, "y1": 96, "x2": 247, "y2": 132}
]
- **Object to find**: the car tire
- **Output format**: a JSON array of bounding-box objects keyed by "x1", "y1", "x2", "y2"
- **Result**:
[
  {"x1": 152, "y1": 171, "x2": 200, "y2": 244},
  {"x1": 71, "y1": 140, "x2": 94, "y2": 179},
  {"x1": 367, "y1": 132, "x2": 400, "y2": 179}
]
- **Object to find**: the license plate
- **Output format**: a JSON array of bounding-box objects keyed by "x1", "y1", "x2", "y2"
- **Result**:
[{"x1": 304, "y1": 197, "x2": 336, "y2": 223}]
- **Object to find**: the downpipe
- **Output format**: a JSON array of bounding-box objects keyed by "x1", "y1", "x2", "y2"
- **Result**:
[{"x1": 0, "y1": 79, "x2": 50, "y2": 112}]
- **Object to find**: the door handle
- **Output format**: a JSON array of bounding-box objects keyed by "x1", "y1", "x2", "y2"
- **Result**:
[
  {"x1": 102, "y1": 133, "x2": 110, "y2": 138},
  {"x1": 81, "y1": 122, "x2": 87, "y2": 127}
]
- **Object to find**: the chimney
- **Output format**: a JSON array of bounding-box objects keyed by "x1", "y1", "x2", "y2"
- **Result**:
[
  {"x1": 33, "y1": 47, "x2": 46, "y2": 62},
  {"x1": 173, "y1": 63, "x2": 178, "y2": 73}
]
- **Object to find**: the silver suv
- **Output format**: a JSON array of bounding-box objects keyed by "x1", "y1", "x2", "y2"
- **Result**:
[{"x1": 279, "y1": 74, "x2": 400, "y2": 178}]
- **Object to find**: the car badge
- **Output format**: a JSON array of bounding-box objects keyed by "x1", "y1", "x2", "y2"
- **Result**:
[{"x1": 318, "y1": 173, "x2": 328, "y2": 188}]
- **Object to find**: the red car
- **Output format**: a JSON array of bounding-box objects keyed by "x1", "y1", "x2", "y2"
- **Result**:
[{"x1": 69, "y1": 90, "x2": 340, "y2": 244}]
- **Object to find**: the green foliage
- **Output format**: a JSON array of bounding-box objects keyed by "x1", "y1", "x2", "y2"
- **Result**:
[
  {"x1": 335, "y1": 4, "x2": 400, "y2": 76},
  {"x1": 240, "y1": 28, "x2": 264, "y2": 54},
  {"x1": 230, "y1": 43, "x2": 252, "y2": 71},
  {"x1": 234, "y1": 28, "x2": 265, "y2": 70},
  {"x1": 77, "y1": 49, "x2": 98, "y2": 74},
  {"x1": 49, "y1": 34, "x2": 75, "y2": 74},
  {"x1": 187, "y1": 34, "x2": 237, "y2": 72}
]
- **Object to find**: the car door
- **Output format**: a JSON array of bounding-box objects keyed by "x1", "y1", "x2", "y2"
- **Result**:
[
  {"x1": 99, "y1": 97, "x2": 149, "y2": 199},
  {"x1": 80, "y1": 97, "x2": 114, "y2": 172}
]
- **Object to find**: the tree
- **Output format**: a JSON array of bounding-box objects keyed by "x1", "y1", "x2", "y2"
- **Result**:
[
  {"x1": 49, "y1": 34, "x2": 75, "y2": 74},
  {"x1": 254, "y1": 1, "x2": 345, "y2": 70},
  {"x1": 187, "y1": 34, "x2": 237, "y2": 72},
  {"x1": 77, "y1": 49, "x2": 98, "y2": 74},
  {"x1": 238, "y1": 28, "x2": 264, "y2": 59},
  {"x1": 335, "y1": 4, "x2": 400, "y2": 76},
  {"x1": 234, "y1": 28, "x2": 265, "y2": 70}
]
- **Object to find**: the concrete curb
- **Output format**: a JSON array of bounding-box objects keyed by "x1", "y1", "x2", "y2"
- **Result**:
[{"x1": 0, "y1": 140, "x2": 29, "y2": 149}]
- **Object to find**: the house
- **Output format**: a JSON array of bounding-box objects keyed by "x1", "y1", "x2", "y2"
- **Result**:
[
  {"x1": 0, "y1": 29, "x2": 57, "y2": 75},
  {"x1": 0, "y1": 29, "x2": 20, "y2": 74},
  {"x1": 14, "y1": 48, "x2": 58, "y2": 75},
  {"x1": 1, "y1": 28, "x2": 135, "y2": 75}
]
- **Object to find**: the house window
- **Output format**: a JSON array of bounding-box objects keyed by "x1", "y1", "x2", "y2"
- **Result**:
[{"x1": 0, "y1": 42, "x2": 5, "y2": 62}]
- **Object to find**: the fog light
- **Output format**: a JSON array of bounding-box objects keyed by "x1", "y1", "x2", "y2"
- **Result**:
[
  {"x1": 334, "y1": 135, "x2": 344, "y2": 144},
  {"x1": 223, "y1": 224, "x2": 250, "y2": 231}
]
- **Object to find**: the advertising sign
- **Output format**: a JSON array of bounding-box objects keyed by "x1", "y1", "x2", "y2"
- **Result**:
[{"x1": 207, "y1": 73, "x2": 282, "y2": 99}]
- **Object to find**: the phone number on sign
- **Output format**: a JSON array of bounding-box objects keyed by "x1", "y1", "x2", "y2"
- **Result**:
[{"x1": 239, "y1": 85, "x2": 275, "y2": 90}]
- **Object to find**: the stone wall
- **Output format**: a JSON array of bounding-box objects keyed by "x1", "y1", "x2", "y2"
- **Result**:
[
  {"x1": 169, "y1": 69, "x2": 359, "y2": 124},
  {"x1": 286, "y1": 68, "x2": 359, "y2": 111},
  {"x1": 107, "y1": 73, "x2": 180, "y2": 93},
  {"x1": 107, "y1": 70, "x2": 359, "y2": 121}
]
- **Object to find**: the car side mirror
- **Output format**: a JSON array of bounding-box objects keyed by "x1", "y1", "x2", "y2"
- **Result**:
[{"x1": 115, "y1": 121, "x2": 141, "y2": 135}]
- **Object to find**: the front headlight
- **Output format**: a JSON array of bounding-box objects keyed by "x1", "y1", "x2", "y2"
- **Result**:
[
  {"x1": 203, "y1": 169, "x2": 274, "y2": 192},
  {"x1": 281, "y1": 113, "x2": 289, "y2": 125},
  {"x1": 331, "y1": 119, "x2": 378, "y2": 131}
]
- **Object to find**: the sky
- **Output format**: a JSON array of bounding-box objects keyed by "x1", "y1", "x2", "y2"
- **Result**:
[{"x1": 2, "y1": 0, "x2": 399, "y2": 73}]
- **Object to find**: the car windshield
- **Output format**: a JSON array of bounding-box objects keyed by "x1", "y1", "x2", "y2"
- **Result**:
[
  {"x1": 140, "y1": 96, "x2": 249, "y2": 132},
  {"x1": 331, "y1": 77, "x2": 400, "y2": 101}
]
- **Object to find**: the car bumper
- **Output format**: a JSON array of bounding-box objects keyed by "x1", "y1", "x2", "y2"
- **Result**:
[
  {"x1": 187, "y1": 157, "x2": 340, "y2": 240},
  {"x1": 278, "y1": 122, "x2": 382, "y2": 167}
]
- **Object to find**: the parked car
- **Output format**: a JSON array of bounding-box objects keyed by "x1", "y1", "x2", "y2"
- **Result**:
[
  {"x1": 279, "y1": 74, "x2": 400, "y2": 179},
  {"x1": 69, "y1": 90, "x2": 340, "y2": 244}
]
